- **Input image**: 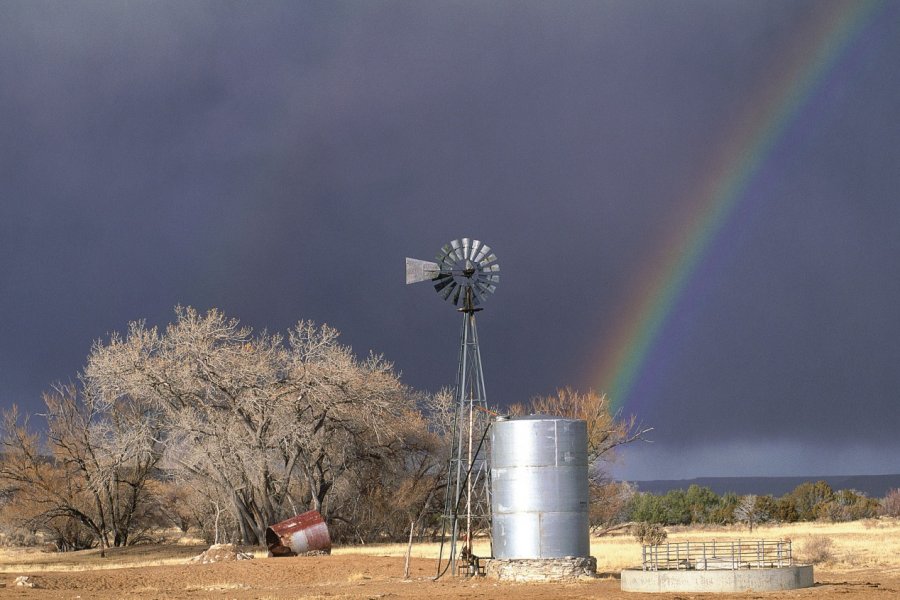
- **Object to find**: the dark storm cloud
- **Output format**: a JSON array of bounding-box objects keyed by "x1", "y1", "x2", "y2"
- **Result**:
[{"x1": 1, "y1": 1, "x2": 898, "y2": 478}]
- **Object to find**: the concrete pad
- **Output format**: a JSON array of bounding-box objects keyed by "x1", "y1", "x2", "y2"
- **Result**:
[{"x1": 620, "y1": 565, "x2": 814, "y2": 592}]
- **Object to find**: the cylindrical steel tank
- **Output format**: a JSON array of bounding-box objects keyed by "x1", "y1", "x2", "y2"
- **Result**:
[{"x1": 491, "y1": 415, "x2": 589, "y2": 559}]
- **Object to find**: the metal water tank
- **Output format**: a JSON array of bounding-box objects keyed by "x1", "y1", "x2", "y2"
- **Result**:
[{"x1": 491, "y1": 415, "x2": 589, "y2": 559}]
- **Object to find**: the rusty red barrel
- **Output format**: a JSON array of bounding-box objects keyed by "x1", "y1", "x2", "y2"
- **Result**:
[{"x1": 265, "y1": 510, "x2": 331, "y2": 557}]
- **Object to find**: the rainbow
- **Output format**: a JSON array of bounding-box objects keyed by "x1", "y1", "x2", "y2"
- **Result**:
[{"x1": 593, "y1": 0, "x2": 886, "y2": 413}]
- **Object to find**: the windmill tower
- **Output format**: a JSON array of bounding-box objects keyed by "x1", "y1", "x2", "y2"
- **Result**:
[{"x1": 406, "y1": 238, "x2": 500, "y2": 577}]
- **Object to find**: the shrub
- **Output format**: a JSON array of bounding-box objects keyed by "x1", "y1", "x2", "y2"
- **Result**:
[
  {"x1": 788, "y1": 481, "x2": 834, "y2": 521},
  {"x1": 628, "y1": 492, "x2": 665, "y2": 524},
  {"x1": 632, "y1": 522, "x2": 667, "y2": 546},
  {"x1": 800, "y1": 535, "x2": 834, "y2": 565},
  {"x1": 881, "y1": 489, "x2": 900, "y2": 518},
  {"x1": 773, "y1": 496, "x2": 799, "y2": 522},
  {"x1": 862, "y1": 518, "x2": 881, "y2": 529}
]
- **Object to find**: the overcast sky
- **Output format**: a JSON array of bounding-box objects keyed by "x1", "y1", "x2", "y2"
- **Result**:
[{"x1": 1, "y1": 1, "x2": 898, "y2": 480}]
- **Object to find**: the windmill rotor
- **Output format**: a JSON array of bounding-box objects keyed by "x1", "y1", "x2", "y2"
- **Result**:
[{"x1": 406, "y1": 237, "x2": 500, "y2": 309}]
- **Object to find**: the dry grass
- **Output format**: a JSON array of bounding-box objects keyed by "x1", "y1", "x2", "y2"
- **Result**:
[
  {"x1": 329, "y1": 532, "x2": 645, "y2": 571},
  {"x1": 332, "y1": 539, "x2": 493, "y2": 559},
  {"x1": 591, "y1": 518, "x2": 900, "y2": 572},
  {"x1": 0, "y1": 542, "x2": 268, "y2": 573},
  {"x1": 0, "y1": 544, "x2": 208, "y2": 572},
  {"x1": 669, "y1": 519, "x2": 900, "y2": 571},
  {"x1": 2, "y1": 518, "x2": 898, "y2": 576},
  {"x1": 590, "y1": 530, "x2": 643, "y2": 572},
  {"x1": 800, "y1": 535, "x2": 835, "y2": 564},
  {"x1": 332, "y1": 518, "x2": 900, "y2": 573}
]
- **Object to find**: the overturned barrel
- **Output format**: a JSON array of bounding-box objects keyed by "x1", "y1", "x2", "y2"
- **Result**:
[{"x1": 266, "y1": 510, "x2": 331, "y2": 557}]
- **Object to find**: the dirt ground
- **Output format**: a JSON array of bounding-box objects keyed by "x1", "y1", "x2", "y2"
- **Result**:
[{"x1": 1, "y1": 550, "x2": 898, "y2": 600}]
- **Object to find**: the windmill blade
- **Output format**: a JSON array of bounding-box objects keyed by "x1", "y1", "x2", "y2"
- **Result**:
[
  {"x1": 475, "y1": 271, "x2": 499, "y2": 285},
  {"x1": 449, "y1": 239, "x2": 464, "y2": 262},
  {"x1": 473, "y1": 243, "x2": 491, "y2": 263},
  {"x1": 479, "y1": 253, "x2": 498, "y2": 267},
  {"x1": 451, "y1": 284, "x2": 463, "y2": 305},
  {"x1": 436, "y1": 244, "x2": 455, "y2": 263},
  {"x1": 470, "y1": 239, "x2": 483, "y2": 260},
  {"x1": 439, "y1": 281, "x2": 458, "y2": 300},
  {"x1": 437, "y1": 242, "x2": 457, "y2": 266},
  {"x1": 438, "y1": 248, "x2": 458, "y2": 267},
  {"x1": 434, "y1": 274, "x2": 455, "y2": 293},
  {"x1": 461, "y1": 238, "x2": 472, "y2": 261},
  {"x1": 465, "y1": 284, "x2": 483, "y2": 306},
  {"x1": 405, "y1": 258, "x2": 441, "y2": 284},
  {"x1": 475, "y1": 268, "x2": 499, "y2": 284},
  {"x1": 475, "y1": 281, "x2": 497, "y2": 295}
]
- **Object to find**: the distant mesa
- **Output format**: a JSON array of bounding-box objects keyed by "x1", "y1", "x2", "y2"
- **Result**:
[{"x1": 628, "y1": 474, "x2": 900, "y2": 498}]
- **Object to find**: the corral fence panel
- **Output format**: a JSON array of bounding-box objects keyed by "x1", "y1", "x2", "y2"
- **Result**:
[{"x1": 641, "y1": 540, "x2": 793, "y2": 571}]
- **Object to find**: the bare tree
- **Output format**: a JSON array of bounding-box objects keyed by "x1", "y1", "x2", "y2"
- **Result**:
[
  {"x1": 84, "y1": 307, "x2": 420, "y2": 545},
  {"x1": 3, "y1": 306, "x2": 458, "y2": 547},
  {"x1": 734, "y1": 495, "x2": 769, "y2": 532},
  {"x1": 509, "y1": 387, "x2": 651, "y2": 534},
  {"x1": 590, "y1": 480, "x2": 636, "y2": 534},
  {"x1": 325, "y1": 404, "x2": 445, "y2": 542},
  {"x1": 509, "y1": 387, "x2": 651, "y2": 469},
  {"x1": 882, "y1": 488, "x2": 900, "y2": 518},
  {"x1": 0, "y1": 406, "x2": 102, "y2": 551},
  {"x1": 0, "y1": 382, "x2": 162, "y2": 552}
]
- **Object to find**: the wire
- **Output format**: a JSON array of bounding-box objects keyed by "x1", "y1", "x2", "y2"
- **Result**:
[{"x1": 433, "y1": 420, "x2": 492, "y2": 580}]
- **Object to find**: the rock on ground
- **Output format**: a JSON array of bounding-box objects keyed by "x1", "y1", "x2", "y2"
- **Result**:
[
  {"x1": 188, "y1": 543, "x2": 254, "y2": 564},
  {"x1": 14, "y1": 575, "x2": 37, "y2": 588}
]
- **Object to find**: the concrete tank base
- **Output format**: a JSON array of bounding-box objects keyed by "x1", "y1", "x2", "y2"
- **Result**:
[
  {"x1": 486, "y1": 556, "x2": 596, "y2": 582},
  {"x1": 621, "y1": 565, "x2": 813, "y2": 593}
]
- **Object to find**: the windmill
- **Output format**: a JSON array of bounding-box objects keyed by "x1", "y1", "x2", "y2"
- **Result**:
[{"x1": 406, "y1": 238, "x2": 500, "y2": 577}]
